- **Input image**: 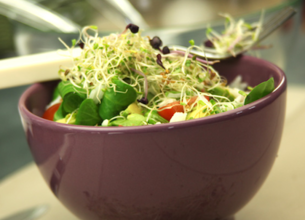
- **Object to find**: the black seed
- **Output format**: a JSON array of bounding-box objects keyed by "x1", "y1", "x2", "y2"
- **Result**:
[
  {"x1": 126, "y1": 23, "x2": 139, "y2": 33},
  {"x1": 156, "y1": 54, "x2": 166, "y2": 70},
  {"x1": 137, "y1": 97, "x2": 148, "y2": 104},
  {"x1": 162, "y1": 46, "x2": 170, "y2": 54},
  {"x1": 78, "y1": 42, "x2": 85, "y2": 49},
  {"x1": 78, "y1": 42, "x2": 84, "y2": 49},
  {"x1": 204, "y1": 40, "x2": 214, "y2": 48},
  {"x1": 150, "y1": 36, "x2": 163, "y2": 49}
]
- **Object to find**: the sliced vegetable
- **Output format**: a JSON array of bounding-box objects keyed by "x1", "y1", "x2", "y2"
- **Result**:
[
  {"x1": 158, "y1": 96, "x2": 198, "y2": 121},
  {"x1": 56, "y1": 112, "x2": 76, "y2": 124},
  {"x1": 42, "y1": 103, "x2": 61, "y2": 121},
  {"x1": 121, "y1": 103, "x2": 143, "y2": 117},
  {"x1": 186, "y1": 102, "x2": 207, "y2": 120},
  {"x1": 158, "y1": 101, "x2": 184, "y2": 121}
]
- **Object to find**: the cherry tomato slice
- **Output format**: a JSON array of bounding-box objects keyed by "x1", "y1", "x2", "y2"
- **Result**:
[
  {"x1": 42, "y1": 103, "x2": 61, "y2": 121},
  {"x1": 158, "y1": 101, "x2": 184, "y2": 121},
  {"x1": 158, "y1": 96, "x2": 202, "y2": 121}
]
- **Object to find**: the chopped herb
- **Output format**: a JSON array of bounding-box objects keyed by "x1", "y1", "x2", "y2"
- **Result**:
[
  {"x1": 93, "y1": 43, "x2": 99, "y2": 50},
  {"x1": 189, "y1": 39, "x2": 195, "y2": 46},
  {"x1": 185, "y1": 60, "x2": 192, "y2": 67},
  {"x1": 72, "y1": 39, "x2": 77, "y2": 47},
  {"x1": 238, "y1": 90, "x2": 247, "y2": 96}
]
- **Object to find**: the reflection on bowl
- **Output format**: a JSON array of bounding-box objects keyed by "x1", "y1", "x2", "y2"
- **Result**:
[{"x1": 19, "y1": 55, "x2": 286, "y2": 220}]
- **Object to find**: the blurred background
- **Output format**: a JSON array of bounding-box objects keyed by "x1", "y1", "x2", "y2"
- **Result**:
[{"x1": 0, "y1": 0, "x2": 304, "y2": 180}]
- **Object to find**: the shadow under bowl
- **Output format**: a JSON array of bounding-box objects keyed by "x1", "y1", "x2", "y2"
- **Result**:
[{"x1": 18, "y1": 55, "x2": 286, "y2": 220}]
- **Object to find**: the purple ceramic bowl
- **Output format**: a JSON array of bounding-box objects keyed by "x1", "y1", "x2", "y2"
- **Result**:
[{"x1": 19, "y1": 55, "x2": 286, "y2": 220}]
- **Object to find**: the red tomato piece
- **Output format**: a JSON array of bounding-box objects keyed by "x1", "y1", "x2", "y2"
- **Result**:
[
  {"x1": 42, "y1": 103, "x2": 61, "y2": 121},
  {"x1": 158, "y1": 96, "x2": 202, "y2": 121},
  {"x1": 158, "y1": 101, "x2": 184, "y2": 121}
]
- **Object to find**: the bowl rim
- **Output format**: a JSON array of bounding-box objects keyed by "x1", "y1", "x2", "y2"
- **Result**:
[{"x1": 18, "y1": 55, "x2": 286, "y2": 134}]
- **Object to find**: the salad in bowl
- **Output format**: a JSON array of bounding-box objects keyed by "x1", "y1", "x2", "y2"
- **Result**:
[{"x1": 43, "y1": 18, "x2": 273, "y2": 127}]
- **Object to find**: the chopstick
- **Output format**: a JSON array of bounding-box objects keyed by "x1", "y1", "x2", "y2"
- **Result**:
[{"x1": 0, "y1": 48, "x2": 82, "y2": 89}]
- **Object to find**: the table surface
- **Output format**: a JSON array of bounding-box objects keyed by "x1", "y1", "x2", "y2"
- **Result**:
[{"x1": 0, "y1": 85, "x2": 305, "y2": 220}]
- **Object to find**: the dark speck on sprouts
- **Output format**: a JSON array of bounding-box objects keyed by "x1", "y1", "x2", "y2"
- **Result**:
[
  {"x1": 156, "y1": 54, "x2": 166, "y2": 70},
  {"x1": 150, "y1": 36, "x2": 163, "y2": 50},
  {"x1": 137, "y1": 97, "x2": 148, "y2": 104},
  {"x1": 126, "y1": 23, "x2": 139, "y2": 34},
  {"x1": 204, "y1": 40, "x2": 214, "y2": 48},
  {"x1": 162, "y1": 46, "x2": 170, "y2": 54},
  {"x1": 78, "y1": 42, "x2": 85, "y2": 49}
]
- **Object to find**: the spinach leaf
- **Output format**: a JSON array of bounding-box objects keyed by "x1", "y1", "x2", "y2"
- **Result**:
[
  {"x1": 62, "y1": 92, "x2": 86, "y2": 113},
  {"x1": 110, "y1": 114, "x2": 146, "y2": 126},
  {"x1": 99, "y1": 78, "x2": 137, "y2": 120},
  {"x1": 209, "y1": 86, "x2": 235, "y2": 101},
  {"x1": 57, "y1": 81, "x2": 87, "y2": 113},
  {"x1": 75, "y1": 99, "x2": 102, "y2": 126},
  {"x1": 53, "y1": 103, "x2": 65, "y2": 121},
  {"x1": 244, "y1": 77, "x2": 274, "y2": 105},
  {"x1": 57, "y1": 81, "x2": 86, "y2": 98}
]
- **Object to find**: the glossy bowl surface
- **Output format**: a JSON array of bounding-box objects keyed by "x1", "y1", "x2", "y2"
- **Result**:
[{"x1": 19, "y1": 55, "x2": 286, "y2": 220}]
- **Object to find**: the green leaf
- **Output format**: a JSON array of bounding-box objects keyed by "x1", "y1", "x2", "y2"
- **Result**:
[
  {"x1": 127, "y1": 114, "x2": 146, "y2": 121},
  {"x1": 145, "y1": 110, "x2": 168, "y2": 124},
  {"x1": 209, "y1": 86, "x2": 235, "y2": 101},
  {"x1": 110, "y1": 114, "x2": 146, "y2": 126},
  {"x1": 244, "y1": 77, "x2": 275, "y2": 105},
  {"x1": 99, "y1": 78, "x2": 137, "y2": 120},
  {"x1": 93, "y1": 43, "x2": 99, "y2": 50},
  {"x1": 110, "y1": 119, "x2": 144, "y2": 127},
  {"x1": 71, "y1": 39, "x2": 77, "y2": 47},
  {"x1": 57, "y1": 81, "x2": 86, "y2": 98},
  {"x1": 75, "y1": 99, "x2": 102, "y2": 126},
  {"x1": 209, "y1": 99, "x2": 222, "y2": 115},
  {"x1": 244, "y1": 22, "x2": 253, "y2": 30},
  {"x1": 165, "y1": 91, "x2": 181, "y2": 99},
  {"x1": 206, "y1": 27, "x2": 213, "y2": 35},
  {"x1": 189, "y1": 39, "x2": 195, "y2": 46},
  {"x1": 62, "y1": 92, "x2": 85, "y2": 113},
  {"x1": 198, "y1": 100, "x2": 205, "y2": 106},
  {"x1": 90, "y1": 25, "x2": 98, "y2": 30},
  {"x1": 53, "y1": 103, "x2": 65, "y2": 121},
  {"x1": 185, "y1": 60, "x2": 192, "y2": 67},
  {"x1": 57, "y1": 81, "x2": 87, "y2": 113},
  {"x1": 238, "y1": 90, "x2": 247, "y2": 97}
]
